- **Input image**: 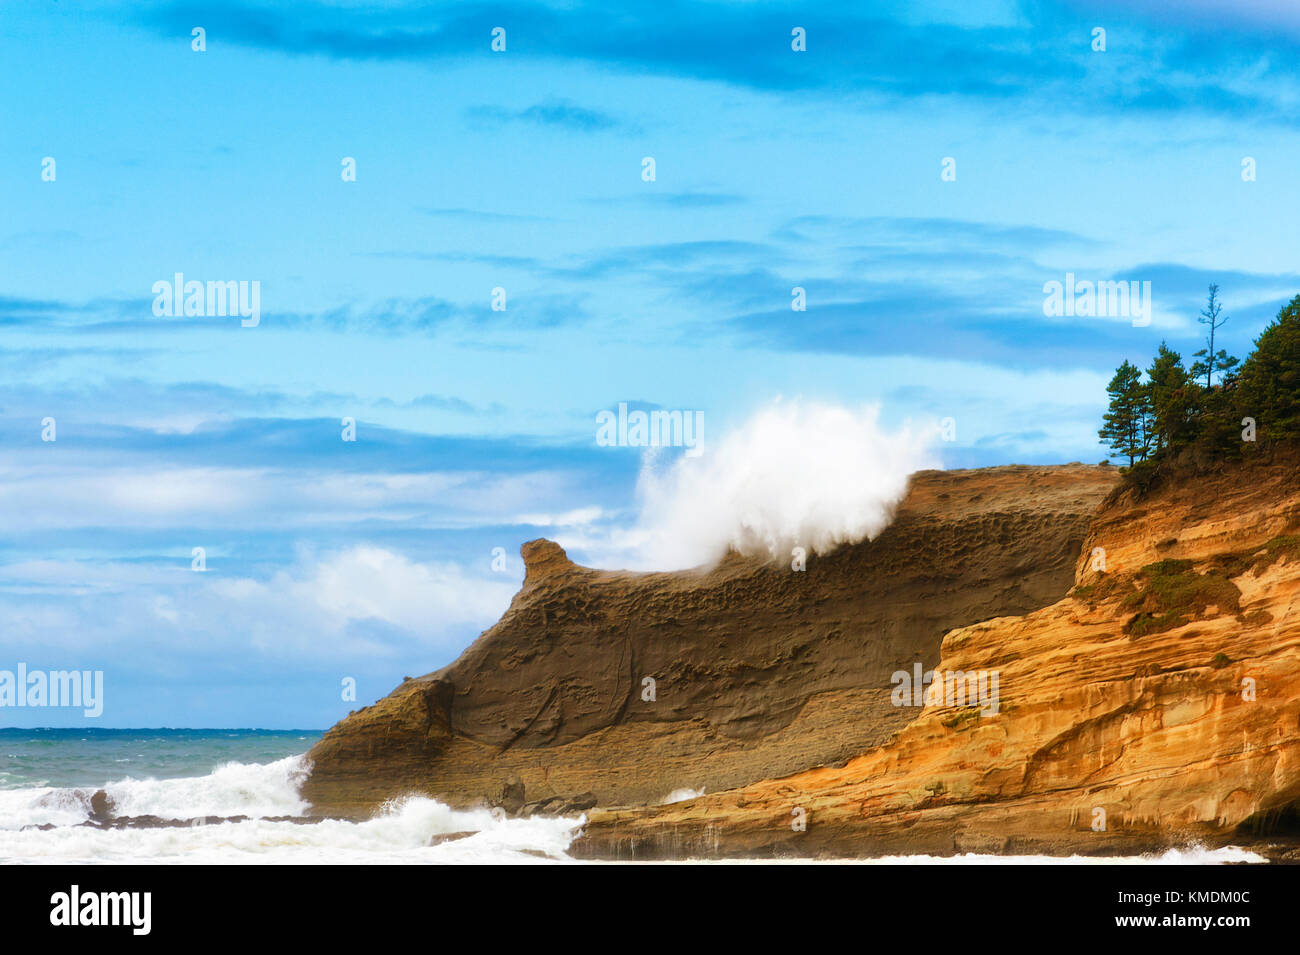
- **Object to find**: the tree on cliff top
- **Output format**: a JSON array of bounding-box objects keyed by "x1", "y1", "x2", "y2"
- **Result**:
[
  {"x1": 1099, "y1": 360, "x2": 1148, "y2": 466},
  {"x1": 1191, "y1": 284, "x2": 1238, "y2": 389},
  {"x1": 1103, "y1": 291, "x2": 1300, "y2": 474},
  {"x1": 1236, "y1": 293, "x2": 1300, "y2": 442},
  {"x1": 1145, "y1": 342, "x2": 1195, "y2": 452}
]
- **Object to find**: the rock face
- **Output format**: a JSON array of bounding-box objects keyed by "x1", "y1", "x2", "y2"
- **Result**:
[
  {"x1": 571, "y1": 455, "x2": 1300, "y2": 859},
  {"x1": 303, "y1": 464, "x2": 1116, "y2": 818}
]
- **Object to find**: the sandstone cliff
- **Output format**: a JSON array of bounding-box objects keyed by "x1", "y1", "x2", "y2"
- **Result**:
[
  {"x1": 571, "y1": 454, "x2": 1300, "y2": 858},
  {"x1": 303, "y1": 464, "x2": 1117, "y2": 818}
]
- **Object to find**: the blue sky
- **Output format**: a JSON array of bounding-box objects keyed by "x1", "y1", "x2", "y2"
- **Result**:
[{"x1": 2, "y1": 0, "x2": 1299, "y2": 727}]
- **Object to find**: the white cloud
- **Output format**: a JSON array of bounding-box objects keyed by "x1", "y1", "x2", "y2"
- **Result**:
[
  {"x1": 0, "y1": 466, "x2": 588, "y2": 531},
  {"x1": 0, "y1": 548, "x2": 519, "y2": 665},
  {"x1": 243, "y1": 546, "x2": 515, "y2": 640}
]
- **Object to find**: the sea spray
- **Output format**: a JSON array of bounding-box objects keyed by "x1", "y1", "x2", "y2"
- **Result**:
[
  {"x1": 0, "y1": 755, "x2": 312, "y2": 830},
  {"x1": 0, "y1": 792, "x2": 584, "y2": 864},
  {"x1": 589, "y1": 399, "x2": 940, "y2": 571},
  {"x1": 102, "y1": 755, "x2": 312, "y2": 821},
  {"x1": 0, "y1": 752, "x2": 585, "y2": 864}
]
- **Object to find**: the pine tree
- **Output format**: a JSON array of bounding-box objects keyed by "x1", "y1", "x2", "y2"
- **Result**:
[
  {"x1": 1191, "y1": 348, "x2": 1239, "y2": 389},
  {"x1": 1236, "y1": 294, "x2": 1300, "y2": 441},
  {"x1": 1099, "y1": 361, "x2": 1150, "y2": 465},
  {"x1": 1192, "y1": 284, "x2": 1238, "y2": 388},
  {"x1": 1146, "y1": 342, "x2": 1191, "y2": 452}
]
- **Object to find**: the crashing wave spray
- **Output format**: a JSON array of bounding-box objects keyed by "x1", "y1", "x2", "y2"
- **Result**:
[{"x1": 615, "y1": 399, "x2": 940, "y2": 571}]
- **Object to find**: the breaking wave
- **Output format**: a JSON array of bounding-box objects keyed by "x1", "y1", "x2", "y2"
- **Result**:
[
  {"x1": 0, "y1": 757, "x2": 582, "y2": 864},
  {"x1": 614, "y1": 399, "x2": 940, "y2": 570}
]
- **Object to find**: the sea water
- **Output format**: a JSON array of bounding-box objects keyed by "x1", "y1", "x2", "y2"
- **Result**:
[
  {"x1": 0, "y1": 728, "x2": 1267, "y2": 865},
  {"x1": 0, "y1": 728, "x2": 580, "y2": 864}
]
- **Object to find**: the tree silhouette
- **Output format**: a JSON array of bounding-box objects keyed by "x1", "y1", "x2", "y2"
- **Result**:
[{"x1": 1192, "y1": 284, "x2": 1237, "y2": 388}]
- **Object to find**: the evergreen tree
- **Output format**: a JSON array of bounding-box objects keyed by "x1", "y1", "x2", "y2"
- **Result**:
[
  {"x1": 1191, "y1": 285, "x2": 1238, "y2": 389},
  {"x1": 1099, "y1": 360, "x2": 1149, "y2": 465},
  {"x1": 1146, "y1": 342, "x2": 1193, "y2": 452},
  {"x1": 1236, "y1": 294, "x2": 1300, "y2": 441},
  {"x1": 1190, "y1": 348, "x2": 1239, "y2": 389},
  {"x1": 1102, "y1": 290, "x2": 1300, "y2": 470}
]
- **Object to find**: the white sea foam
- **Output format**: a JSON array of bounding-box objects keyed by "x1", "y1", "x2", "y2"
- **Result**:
[
  {"x1": 103, "y1": 754, "x2": 312, "y2": 820},
  {"x1": 0, "y1": 758, "x2": 1271, "y2": 865},
  {"x1": 0, "y1": 755, "x2": 310, "y2": 829},
  {"x1": 588, "y1": 399, "x2": 940, "y2": 571},
  {"x1": 0, "y1": 795, "x2": 583, "y2": 864},
  {"x1": 0, "y1": 757, "x2": 583, "y2": 864},
  {"x1": 0, "y1": 785, "x2": 92, "y2": 829}
]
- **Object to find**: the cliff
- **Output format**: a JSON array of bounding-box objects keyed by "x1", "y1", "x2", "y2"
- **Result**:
[
  {"x1": 302, "y1": 464, "x2": 1118, "y2": 818},
  {"x1": 571, "y1": 454, "x2": 1300, "y2": 858}
]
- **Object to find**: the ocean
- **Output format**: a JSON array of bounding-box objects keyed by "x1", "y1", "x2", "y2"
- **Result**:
[
  {"x1": 0, "y1": 728, "x2": 1268, "y2": 865},
  {"x1": 0, "y1": 728, "x2": 582, "y2": 864}
]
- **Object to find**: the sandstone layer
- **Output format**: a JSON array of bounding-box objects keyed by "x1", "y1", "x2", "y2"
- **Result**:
[
  {"x1": 571, "y1": 455, "x2": 1300, "y2": 859},
  {"x1": 303, "y1": 464, "x2": 1117, "y2": 818}
]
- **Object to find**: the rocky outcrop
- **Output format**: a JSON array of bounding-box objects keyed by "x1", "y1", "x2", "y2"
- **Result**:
[
  {"x1": 571, "y1": 455, "x2": 1300, "y2": 859},
  {"x1": 303, "y1": 464, "x2": 1117, "y2": 818}
]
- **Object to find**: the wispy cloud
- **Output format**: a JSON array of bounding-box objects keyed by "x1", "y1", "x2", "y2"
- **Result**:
[
  {"x1": 0, "y1": 289, "x2": 590, "y2": 334},
  {"x1": 464, "y1": 98, "x2": 625, "y2": 131},
  {"x1": 135, "y1": 0, "x2": 1300, "y2": 121},
  {"x1": 591, "y1": 190, "x2": 746, "y2": 209}
]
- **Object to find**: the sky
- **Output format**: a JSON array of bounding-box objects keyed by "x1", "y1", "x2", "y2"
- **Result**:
[{"x1": 2, "y1": 0, "x2": 1299, "y2": 727}]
